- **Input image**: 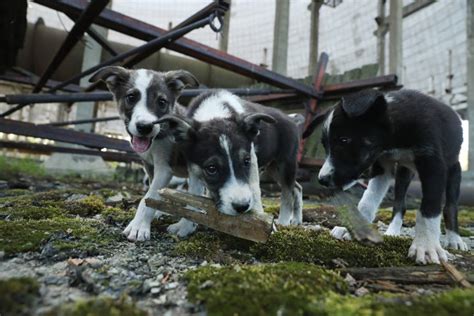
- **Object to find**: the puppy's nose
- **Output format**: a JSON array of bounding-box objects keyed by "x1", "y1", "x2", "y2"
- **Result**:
[
  {"x1": 232, "y1": 202, "x2": 250, "y2": 214},
  {"x1": 136, "y1": 122, "x2": 153, "y2": 135},
  {"x1": 318, "y1": 175, "x2": 331, "y2": 187}
]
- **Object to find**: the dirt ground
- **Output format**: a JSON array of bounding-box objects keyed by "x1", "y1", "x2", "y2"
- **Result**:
[{"x1": 0, "y1": 160, "x2": 473, "y2": 316}]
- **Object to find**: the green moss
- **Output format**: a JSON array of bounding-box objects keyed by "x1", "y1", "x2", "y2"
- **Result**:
[
  {"x1": 186, "y1": 262, "x2": 474, "y2": 316},
  {"x1": 0, "y1": 189, "x2": 31, "y2": 197},
  {"x1": 316, "y1": 288, "x2": 474, "y2": 316},
  {"x1": 0, "y1": 156, "x2": 45, "y2": 179},
  {"x1": 252, "y1": 227, "x2": 412, "y2": 267},
  {"x1": 101, "y1": 207, "x2": 135, "y2": 224},
  {"x1": 377, "y1": 208, "x2": 473, "y2": 234},
  {"x1": 185, "y1": 262, "x2": 348, "y2": 316},
  {"x1": 45, "y1": 296, "x2": 147, "y2": 316},
  {"x1": 0, "y1": 277, "x2": 40, "y2": 315},
  {"x1": 0, "y1": 190, "x2": 120, "y2": 221},
  {"x1": 0, "y1": 218, "x2": 118, "y2": 255},
  {"x1": 65, "y1": 195, "x2": 107, "y2": 217},
  {"x1": 173, "y1": 232, "x2": 223, "y2": 259}
]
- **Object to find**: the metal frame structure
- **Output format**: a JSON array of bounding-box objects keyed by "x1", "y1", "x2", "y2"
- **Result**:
[{"x1": 0, "y1": 0, "x2": 399, "y2": 167}]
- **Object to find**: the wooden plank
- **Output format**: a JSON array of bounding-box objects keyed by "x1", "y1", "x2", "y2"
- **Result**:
[{"x1": 145, "y1": 188, "x2": 274, "y2": 243}]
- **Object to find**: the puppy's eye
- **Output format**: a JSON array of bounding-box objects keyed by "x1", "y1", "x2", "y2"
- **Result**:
[
  {"x1": 339, "y1": 137, "x2": 351, "y2": 144},
  {"x1": 243, "y1": 156, "x2": 251, "y2": 166},
  {"x1": 205, "y1": 165, "x2": 218, "y2": 175},
  {"x1": 125, "y1": 92, "x2": 138, "y2": 104},
  {"x1": 157, "y1": 97, "x2": 168, "y2": 109}
]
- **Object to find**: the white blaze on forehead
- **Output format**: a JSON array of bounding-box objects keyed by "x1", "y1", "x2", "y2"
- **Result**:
[
  {"x1": 324, "y1": 109, "x2": 335, "y2": 134},
  {"x1": 129, "y1": 69, "x2": 159, "y2": 136},
  {"x1": 218, "y1": 135, "x2": 253, "y2": 215},
  {"x1": 193, "y1": 91, "x2": 245, "y2": 122}
]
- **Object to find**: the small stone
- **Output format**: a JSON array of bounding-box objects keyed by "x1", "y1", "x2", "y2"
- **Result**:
[
  {"x1": 200, "y1": 260, "x2": 208, "y2": 266},
  {"x1": 155, "y1": 294, "x2": 167, "y2": 305},
  {"x1": 355, "y1": 287, "x2": 369, "y2": 297},
  {"x1": 109, "y1": 268, "x2": 119, "y2": 275},
  {"x1": 106, "y1": 193, "x2": 125, "y2": 204},
  {"x1": 151, "y1": 287, "x2": 161, "y2": 295},
  {"x1": 344, "y1": 273, "x2": 357, "y2": 287},
  {"x1": 0, "y1": 180, "x2": 8, "y2": 190},
  {"x1": 165, "y1": 282, "x2": 178, "y2": 290},
  {"x1": 66, "y1": 193, "x2": 87, "y2": 202},
  {"x1": 199, "y1": 280, "x2": 214, "y2": 289}
]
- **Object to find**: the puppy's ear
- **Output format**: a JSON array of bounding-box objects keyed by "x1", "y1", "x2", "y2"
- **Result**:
[
  {"x1": 164, "y1": 70, "x2": 199, "y2": 95},
  {"x1": 302, "y1": 107, "x2": 334, "y2": 139},
  {"x1": 240, "y1": 113, "x2": 276, "y2": 139},
  {"x1": 89, "y1": 66, "x2": 130, "y2": 91},
  {"x1": 155, "y1": 115, "x2": 195, "y2": 142},
  {"x1": 341, "y1": 89, "x2": 387, "y2": 118}
]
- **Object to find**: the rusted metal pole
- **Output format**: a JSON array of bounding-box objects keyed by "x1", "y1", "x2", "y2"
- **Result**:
[
  {"x1": 0, "y1": 0, "x2": 109, "y2": 118},
  {"x1": 35, "y1": 0, "x2": 320, "y2": 98}
]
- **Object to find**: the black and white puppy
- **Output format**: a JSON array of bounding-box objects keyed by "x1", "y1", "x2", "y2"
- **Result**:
[
  {"x1": 89, "y1": 66, "x2": 201, "y2": 240},
  {"x1": 158, "y1": 90, "x2": 303, "y2": 225},
  {"x1": 303, "y1": 89, "x2": 467, "y2": 264}
]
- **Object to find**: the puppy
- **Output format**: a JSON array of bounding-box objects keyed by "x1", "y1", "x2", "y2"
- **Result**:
[
  {"x1": 89, "y1": 66, "x2": 201, "y2": 240},
  {"x1": 158, "y1": 90, "x2": 303, "y2": 225},
  {"x1": 303, "y1": 89, "x2": 467, "y2": 264}
]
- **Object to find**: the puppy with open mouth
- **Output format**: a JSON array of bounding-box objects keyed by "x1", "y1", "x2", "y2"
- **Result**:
[
  {"x1": 89, "y1": 66, "x2": 201, "y2": 240},
  {"x1": 159, "y1": 90, "x2": 303, "y2": 227},
  {"x1": 304, "y1": 89, "x2": 468, "y2": 264}
]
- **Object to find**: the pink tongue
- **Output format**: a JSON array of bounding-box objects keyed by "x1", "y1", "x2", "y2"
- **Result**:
[{"x1": 131, "y1": 136, "x2": 151, "y2": 153}]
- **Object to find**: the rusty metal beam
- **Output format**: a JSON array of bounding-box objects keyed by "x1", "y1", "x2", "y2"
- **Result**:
[
  {"x1": 34, "y1": 0, "x2": 320, "y2": 98},
  {"x1": 40, "y1": 116, "x2": 120, "y2": 127},
  {"x1": 0, "y1": 88, "x2": 295, "y2": 105},
  {"x1": 0, "y1": 71, "x2": 81, "y2": 93},
  {"x1": 0, "y1": 140, "x2": 140, "y2": 163},
  {"x1": 1, "y1": 0, "x2": 109, "y2": 118},
  {"x1": 48, "y1": 13, "x2": 217, "y2": 93},
  {"x1": 0, "y1": 118, "x2": 132, "y2": 152},
  {"x1": 122, "y1": 0, "x2": 229, "y2": 68},
  {"x1": 32, "y1": 0, "x2": 109, "y2": 93},
  {"x1": 298, "y1": 52, "x2": 329, "y2": 161}
]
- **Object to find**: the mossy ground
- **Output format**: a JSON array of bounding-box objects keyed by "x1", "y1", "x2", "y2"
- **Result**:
[
  {"x1": 0, "y1": 277, "x2": 40, "y2": 316},
  {"x1": 186, "y1": 263, "x2": 474, "y2": 316},
  {"x1": 0, "y1": 156, "x2": 45, "y2": 179},
  {"x1": 377, "y1": 208, "x2": 473, "y2": 236},
  {"x1": 185, "y1": 262, "x2": 348, "y2": 316},
  {"x1": 174, "y1": 227, "x2": 412, "y2": 267},
  {"x1": 1, "y1": 158, "x2": 472, "y2": 315},
  {"x1": 43, "y1": 296, "x2": 147, "y2": 316}
]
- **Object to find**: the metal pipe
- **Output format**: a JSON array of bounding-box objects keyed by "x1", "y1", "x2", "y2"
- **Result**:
[
  {"x1": 1, "y1": 0, "x2": 109, "y2": 118},
  {"x1": 48, "y1": 14, "x2": 217, "y2": 94},
  {"x1": 0, "y1": 118, "x2": 133, "y2": 152},
  {"x1": 35, "y1": 0, "x2": 320, "y2": 98},
  {"x1": 122, "y1": 0, "x2": 229, "y2": 68},
  {"x1": 32, "y1": 0, "x2": 108, "y2": 93},
  {"x1": 41, "y1": 116, "x2": 120, "y2": 126},
  {"x1": 0, "y1": 88, "x2": 296, "y2": 105},
  {"x1": 0, "y1": 140, "x2": 140, "y2": 163}
]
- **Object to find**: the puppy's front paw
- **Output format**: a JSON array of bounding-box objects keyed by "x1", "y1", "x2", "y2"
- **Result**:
[
  {"x1": 330, "y1": 226, "x2": 352, "y2": 241},
  {"x1": 123, "y1": 220, "x2": 151, "y2": 241},
  {"x1": 444, "y1": 230, "x2": 468, "y2": 251},
  {"x1": 408, "y1": 238, "x2": 449, "y2": 264},
  {"x1": 167, "y1": 219, "x2": 197, "y2": 238}
]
